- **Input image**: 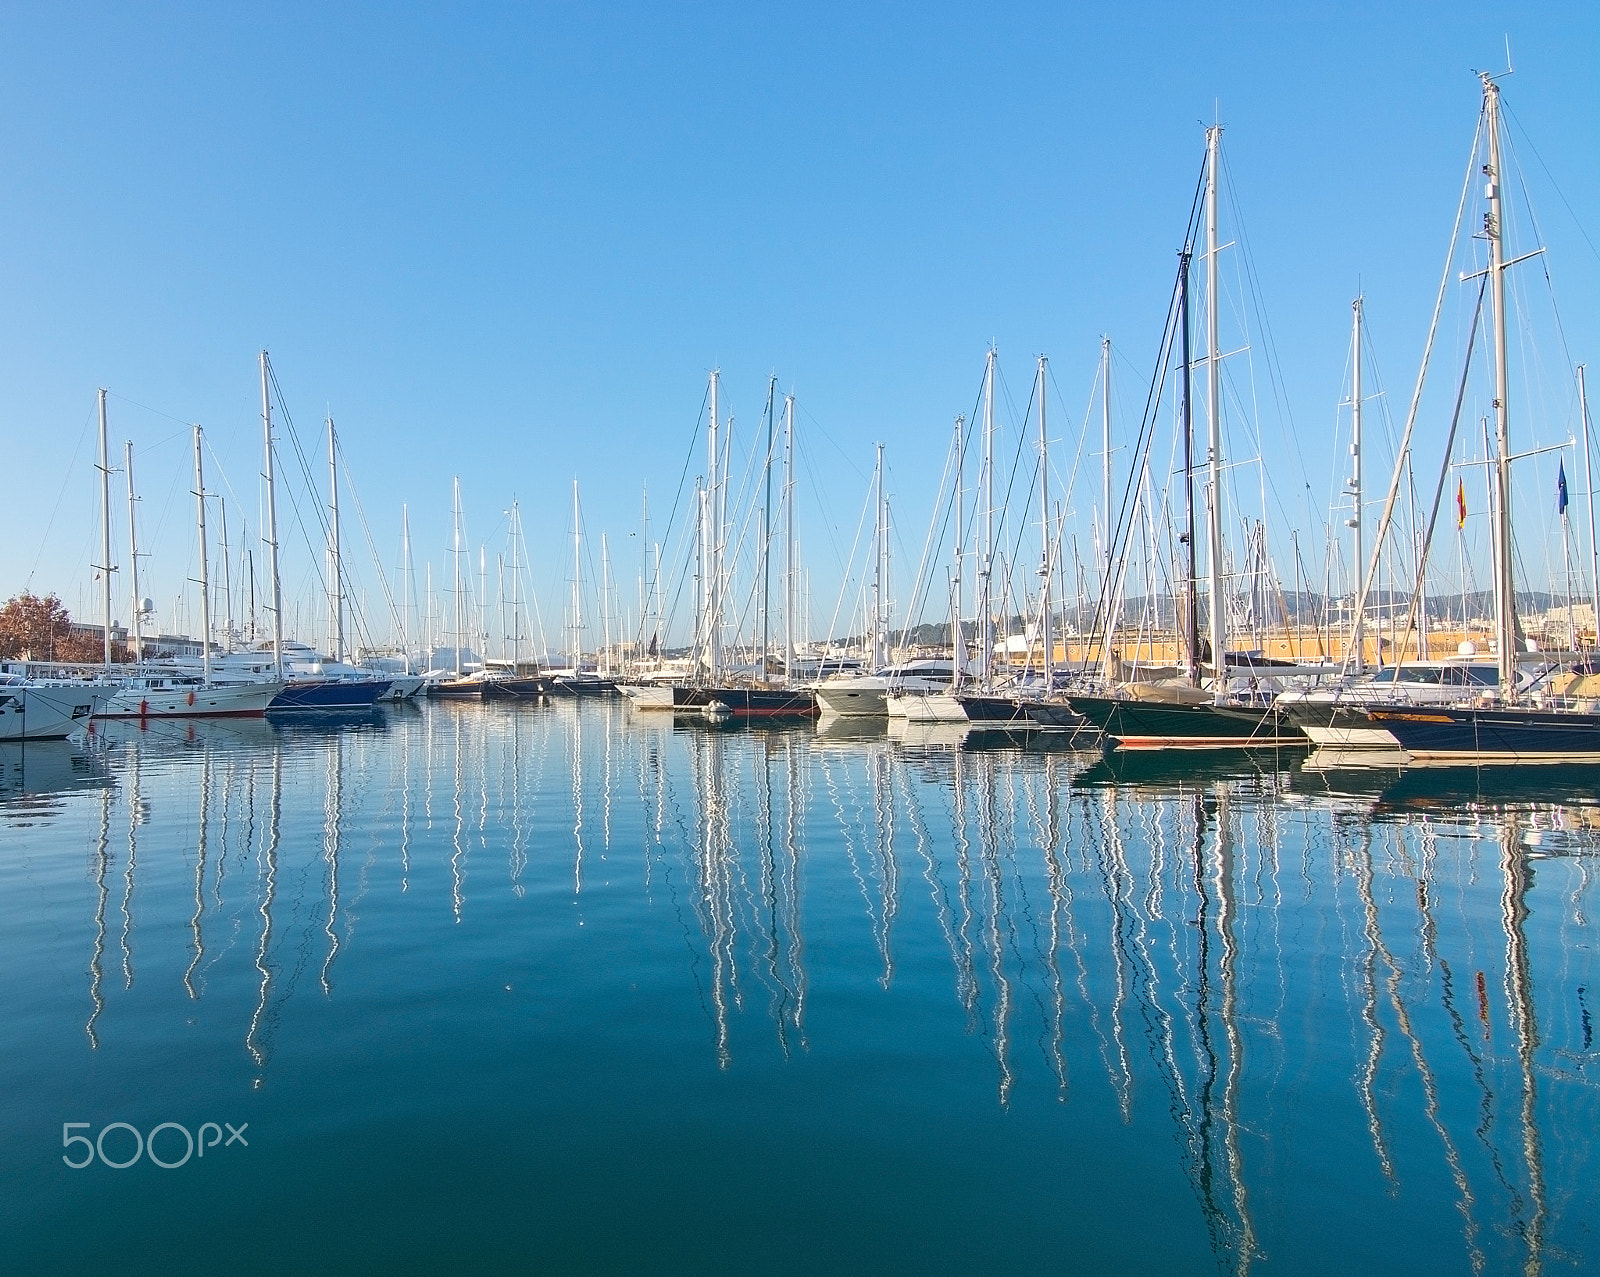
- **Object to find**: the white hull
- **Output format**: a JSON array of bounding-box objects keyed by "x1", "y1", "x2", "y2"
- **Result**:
[
  {"x1": 890, "y1": 691, "x2": 968, "y2": 723},
  {"x1": 0, "y1": 683, "x2": 110, "y2": 740},
  {"x1": 814, "y1": 682, "x2": 888, "y2": 717},
  {"x1": 377, "y1": 674, "x2": 427, "y2": 701},
  {"x1": 618, "y1": 684, "x2": 675, "y2": 711},
  {"x1": 97, "y1": 680, "x2": 283, "y2": 718},
  {"x1": 1300, "y1": 724, "x2": 1401, "y2": 748}
]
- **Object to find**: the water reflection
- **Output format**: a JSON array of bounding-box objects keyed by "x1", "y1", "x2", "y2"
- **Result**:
[{"x1": 12, "y1": 705, "x2": 1597, "y2": 1273}]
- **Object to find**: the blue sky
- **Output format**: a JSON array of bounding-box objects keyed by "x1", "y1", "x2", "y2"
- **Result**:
[{"x1": 2, "y1": 2, "x2": 1595, "y2": 652}]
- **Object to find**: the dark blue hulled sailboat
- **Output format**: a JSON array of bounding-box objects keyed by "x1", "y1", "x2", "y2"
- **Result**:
[{"x1": 1371, "y1": 74, "x2": 1597, "y2": 765}]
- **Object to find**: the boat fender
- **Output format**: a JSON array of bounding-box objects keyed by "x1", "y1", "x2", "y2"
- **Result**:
[
  {"x1": 187, "y1": 691, "x2": 196, "y2": 706},
  {"x1": 139, "y1": 699, "x2": 149, "y2": 717}
]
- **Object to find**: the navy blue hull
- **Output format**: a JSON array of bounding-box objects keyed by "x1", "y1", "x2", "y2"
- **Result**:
[
  {"x1": 1065, "y1": 694, "x2": 1305, "y2": 750},
  {"x1": 673, "y1": 685, "x2": 818, "y2": 717},
  {"x1": 269, "y1": 678, "x2": 391, "y2": 711},
  {"x1": 956, "y1": 694, "x2": 1035, "y2": 725},
  {"x1": 1368, "y1": 705, "x2": 1600, "y2": 762}
]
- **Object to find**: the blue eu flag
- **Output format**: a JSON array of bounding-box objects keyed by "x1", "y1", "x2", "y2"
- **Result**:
[{"x1": 1558, "y1": 459, "x2": 1569, "y2": 515}]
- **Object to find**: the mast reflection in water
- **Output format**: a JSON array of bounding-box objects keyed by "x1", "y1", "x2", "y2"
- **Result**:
[{"x1": 0, "y1": 707, "x2": 1595, "y2": 1274}]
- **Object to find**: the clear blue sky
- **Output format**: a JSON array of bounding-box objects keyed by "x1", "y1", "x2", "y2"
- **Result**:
[{"x1": 2, "y1": 2, "x2": 1595, "y2": 651}]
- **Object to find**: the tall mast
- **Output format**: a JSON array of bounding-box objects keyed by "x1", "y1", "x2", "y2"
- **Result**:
[
  {"x1": 761, "y1": 376, "x2": 776, "y2": 681},
  {"x1": 218, "y1": 497, "x2": 233, "y2": 651},
  {"x1": 451, "y1": 477, "x2": 463, "y2": 677},
  {"x1": 1180, "y1": 249, "x2": 1200, "y2": 686},
  {"x1": 260, "y1": 351, "x2": 284, "y2": 678},
  {"x1": 1037, "y1": 355, "x2": 1052, "y2": 686},
  {"x1": 400, "y1": 504, "x2": 413, "y2": 674},
  {"x1": 600, "y1": 531, "x2": 612, "y2": 676},
  {"x1": 953, "y1": 415, "x2": 966, "y2": 684},
  {"x1": 96, "y1": 389, "x2": 114, "y2": 670},
  {"x1": 1205, "y1": 123, "x2": 1226, "y2": 690},
  {"x1": 508, "y1": 501, "x2": 520, "y2": 670},
  {"x1": 705, "y1": 370, "x2": 722, "y2": 680},
  {"x1": 126, "y1": 440, "x2": 144, "y2": 664},
  {"x1": 870, "y1": 443, "x2": 885, "y2": 670},
  {"x1": 571, "y1": 479, "x2": 583, "y2": 669},
  {"x1": 784, "y1": 392, "x2": 795, "y2": 679},
  {"x1": 1579, "y1": 365, "x2": 1599, "y2": 636},
  {"x1": 1348, "y1": 296, "x2": 1365, "y2": 672},
  {"x1": 193, "y1": 425, "x2": 212, "y2": 683},
  {"x1": 326, "y1": 418, "x2": 343, "y2": 663},
  {"x1": 1101, "y1": 337, "x2": 1113, "y2": 608},
  {"x1": 478, "y1": 545, "x2": 488, "y2": 663},
  {"x1": 1483, "y1": 75, "x2": 1517, "y2": 696},
  {"x1": 979, "y1": 347, "x2": 996, "y2": 689}
]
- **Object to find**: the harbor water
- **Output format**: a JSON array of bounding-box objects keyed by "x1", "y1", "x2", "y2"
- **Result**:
[{"x1": 2, "y1": 700, "x2": 1597, "y2": 1274}]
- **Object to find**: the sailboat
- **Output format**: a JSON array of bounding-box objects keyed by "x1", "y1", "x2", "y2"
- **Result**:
[
  {"x1": 92, "y1": 398, "x2": 283, "y2": 719},
  {"x1": 543, "y1": 481, "x2": 613, "y2": 696},
  {"x1": 1366, "y1": 73, "x2": 1599, "y2": 763},
  {"x1": 672, "y1": 372, "x2": 816, "y2": 718},
  {"x1": 1066, "y1": 125, "x2": 1306, "y2": 751}
]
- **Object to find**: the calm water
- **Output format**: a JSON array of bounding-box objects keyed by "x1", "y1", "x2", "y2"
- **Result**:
[{"x1": 1, "y1": 701, "x2": 1597, "y2": 1275}]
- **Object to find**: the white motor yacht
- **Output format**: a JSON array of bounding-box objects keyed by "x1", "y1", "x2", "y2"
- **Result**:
[
  {"x1": 0, "y1": 674, "x2": 112, "y2": 740},
  {"x1": 815, "y1": 659, "x2": 956, "y2": 718}
]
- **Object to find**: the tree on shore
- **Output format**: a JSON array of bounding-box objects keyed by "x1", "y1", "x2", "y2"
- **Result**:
[{"x1": 0, "y1": 592, "x2": 126, "y2": 662}]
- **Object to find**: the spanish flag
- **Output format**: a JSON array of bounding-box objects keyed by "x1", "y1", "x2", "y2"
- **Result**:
[{"x1": 1457, "y1": 479, "x2": 1467, "y2": 530}]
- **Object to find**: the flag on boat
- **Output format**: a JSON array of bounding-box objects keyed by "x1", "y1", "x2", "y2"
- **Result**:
[
  {"x1": 1456, "y1": 479, "x2": 1467, "y2": 530},
  {"x1": 1558, "y1": 459, "x2": 1569, "y2": 515}
]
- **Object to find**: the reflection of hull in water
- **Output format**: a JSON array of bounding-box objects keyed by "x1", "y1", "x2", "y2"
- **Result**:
[
  {"x1": 1074, "y1": 747, "x2": 1291, "y2": 791},
  {"x1": 813, "y1": 716, "x2": 890, "y2": 745},
  {"x1": 1297, "y1": 749, "x2": 1600, "y2": 817},
  {"x1": 672, "y1": 685, "x2": 818, "y2": 718},
  {"x1": 0, "y1": 740, "x2": 114, "y2": 805}
]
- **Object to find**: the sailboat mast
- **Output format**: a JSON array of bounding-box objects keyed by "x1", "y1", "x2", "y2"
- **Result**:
[
  {"x1": 218, "y1": 497, "x2": 233, "y2": 650},
  {"x1": 1579, "y1": 365, "x2": 1599, "y2": 636},
  {"x1": 1180, "y1": 250, "x2": 1199, "y2": 685},
  {"x1": 260, "y1": 351, "x2": 284, "y2": 678},
  {"x1": 571, "y1": 480, "x2": 582, "y2": 669},
  {"x1": 509, "y1": 501, "x2": 520, "y2": 670},
  {"x1": 706, "y1": 370, "x2": 722, "y2": 680},
  {"x1": 762, "y1": 376, "x2": 776, "y2": 681},
  {"x1": 871, "y1": 442, "x2": 885, "y2": 670},
  {"x1": 126, "y1": 441, "x2": 144, "y2": 663},
  {"x1": 193, "y1": 425, "x2": 212, "y2": 683},
  {"x1": 954, "y1": 415, "x2": 966, "y2": 683},
  {"x1": 1205, "y1": 123, "x2": 1226, "y2": 689},
  {"x1": 400, "y1": 504, "x2": 413, "y2": 674},
  {"x1": 601, "y1": 531, "x2": 612, "y2": 676},
  {"x1": 1483, "y1": 75, "x2": 1517, "y2": 696},
  {"x1": 327, "y1": 418, "x2": 343, "y2": 663},
  {"x1": 1038, "y1": 354, "x2": 1051, "y2": 685},
  {"x1": 96, "y1": 389, "x2": 113, "y2": 670},
  {"x1": 1349, "y1": 296, "x2": 1365, "y2": 672},
  {"x1": 451, "y1": 477, "x2": 463, "y2": 677},
  {"x1": 980, "y1": 348, "x2": 995, "y2": 689},
  {"x1": 784, "y1": 393, "x2": 795, "y2": 680},
  {"x1": 1101, "y1": 337, "x2": 1113, "y2": 609}
]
